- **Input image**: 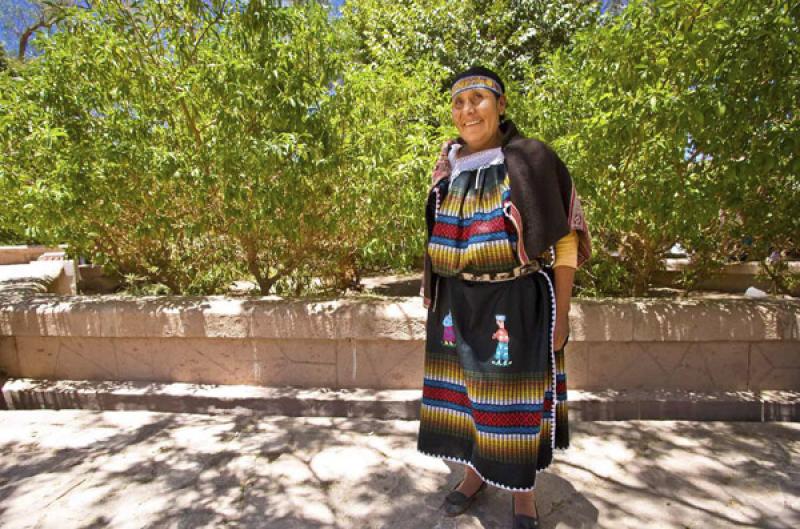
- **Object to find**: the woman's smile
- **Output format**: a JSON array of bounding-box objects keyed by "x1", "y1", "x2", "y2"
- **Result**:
[{"x1": 451, "y1": 87, "x2": 506, "y2": 153}]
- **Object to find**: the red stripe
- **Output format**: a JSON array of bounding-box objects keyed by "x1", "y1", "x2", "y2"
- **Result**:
[
  {"x1": 473, "y1": 410, "x2": 542, "y2": 427},
  {"x1": 423, "y1": 386, "x2": 472, "y2": 408},
  {"x1": 568, "y1": 185, "x2": 576, "y2": 221},
  {"x1": 556, "y1": 381, "x2": 567, "y2": 394},
  {"x1": 432, "y1": 216, "x2": 510, "y2": 241}
]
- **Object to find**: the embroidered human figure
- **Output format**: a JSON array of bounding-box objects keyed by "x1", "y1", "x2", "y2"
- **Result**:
[
  {"x1": 442, "y1": 311, "x2": 456, "y2": 347},
  {"x1": 491, "y1": 314, "x2": 511, "y2": 366}
]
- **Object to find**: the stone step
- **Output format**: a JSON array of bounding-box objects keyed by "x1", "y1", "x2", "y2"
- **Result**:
[{"x1": 2, "y1": 377, "x2": 797, "y2": 422}]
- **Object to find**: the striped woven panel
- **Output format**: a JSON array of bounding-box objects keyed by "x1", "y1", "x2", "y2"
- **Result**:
[
  {"x1": 420, "y1": 348, "x2": 568, "y2": 467},
  {"x1": 428, "y1": 163, "x2": 519, "y2": 276}
]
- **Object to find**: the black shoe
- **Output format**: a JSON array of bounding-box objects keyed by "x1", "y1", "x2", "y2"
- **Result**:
[
  {"x1": 512, "y1": 495, "x2": 540, "y2": 528},
  {"x1": 442, "y1": 479, "x2": 487, "y2": 517}
]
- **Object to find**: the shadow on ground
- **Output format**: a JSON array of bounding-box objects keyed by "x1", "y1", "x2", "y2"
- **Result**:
[{"x1": 0, "y1": 410, "x2": 797, "y2": 529}]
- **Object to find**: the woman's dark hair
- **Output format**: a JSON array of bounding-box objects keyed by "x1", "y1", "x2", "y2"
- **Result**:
[{"x1": 448, "y1": 65, "x2": 507, "y2": 122}]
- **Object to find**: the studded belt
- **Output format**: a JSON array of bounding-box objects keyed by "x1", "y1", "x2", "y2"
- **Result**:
[{"x1": 456, "y1": 260, "x2": 543, "y2": 283}]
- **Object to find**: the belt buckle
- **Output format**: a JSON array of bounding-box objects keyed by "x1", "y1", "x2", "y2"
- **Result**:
[{"x1": 458, "y1": 260, "x2": 541, "y2": 283}]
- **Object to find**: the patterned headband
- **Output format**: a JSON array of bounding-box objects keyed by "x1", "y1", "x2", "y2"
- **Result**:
[{"x1": 450, "y1": 75, "x2": 504, "y2": 98}]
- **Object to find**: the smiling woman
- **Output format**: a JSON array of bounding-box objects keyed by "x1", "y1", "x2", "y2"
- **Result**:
[
  {"x1": 450, "y1": 81, "x2": 506, "y2": 154},
  {"x1": 416, "y1": 66, "x2": 592, "y2": 529}
]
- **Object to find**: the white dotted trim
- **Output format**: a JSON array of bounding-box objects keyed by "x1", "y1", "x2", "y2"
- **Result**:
[
  {"x1": 416, "y1": 447, "x2": 542, "y2": 492},
  {"x1": 537, "y1": 269, "x2": 558, "y2": 455}
]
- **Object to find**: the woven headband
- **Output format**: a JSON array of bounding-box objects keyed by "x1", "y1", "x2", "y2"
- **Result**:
[{"x1": 450, "y1": 75, "x2": 504, "y2": 98}]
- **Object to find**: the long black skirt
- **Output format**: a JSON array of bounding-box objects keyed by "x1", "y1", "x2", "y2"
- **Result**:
[{"x1": 416, "y1": 267, "x2": 569, "y2": 491}]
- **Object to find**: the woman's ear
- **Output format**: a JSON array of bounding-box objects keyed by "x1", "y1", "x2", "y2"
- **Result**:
[{"x1": 497, "y1": 94, "x2": 507, "y2": 116}]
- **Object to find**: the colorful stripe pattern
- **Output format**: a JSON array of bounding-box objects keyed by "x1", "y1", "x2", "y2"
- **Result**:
[
  {"x1": 419, "y1": 348, "x2": 567, "y2": 467},
  {"x1": 417, "y1": 269, "x2": 570, "y2": 492},
  {"x1": 428, "y1": 163, "x2": 519, "y2": 276},
  {"x1": 451, "y1": 75, "x2": 504, "y2": 98},
  {"x1": 420, "y1": 147, "x2": 570, "y2": 491}
]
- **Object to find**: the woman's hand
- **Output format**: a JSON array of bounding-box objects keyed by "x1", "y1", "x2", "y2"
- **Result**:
[{"x1": 553, "y1": 313, "x2": 570, "y2": 351}]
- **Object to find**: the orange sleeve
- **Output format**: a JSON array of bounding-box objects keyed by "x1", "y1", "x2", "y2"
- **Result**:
[{"x1": 553, "y1": 230, "x2": 578, "y2": 269}]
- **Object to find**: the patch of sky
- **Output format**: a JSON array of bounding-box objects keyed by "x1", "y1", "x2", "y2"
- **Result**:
[
  {"x1": 1, "y1": 0, "x2": 344, "y2": 59},
  {"x1": 685, "y1": 132, "x2": 712, "y2": 163}
]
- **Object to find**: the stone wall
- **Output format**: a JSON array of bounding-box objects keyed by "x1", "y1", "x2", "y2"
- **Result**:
[
  {"x1": 1, "y1": 294, "x2": 797, "y2": 391},
  {"x1": 0, "y1": 245, "x2": 64, "y2": 265}
]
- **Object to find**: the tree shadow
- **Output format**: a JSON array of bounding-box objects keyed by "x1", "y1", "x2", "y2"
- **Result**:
[{"x1": 0, "y1": 410, "x2": 797, "y2": 528}]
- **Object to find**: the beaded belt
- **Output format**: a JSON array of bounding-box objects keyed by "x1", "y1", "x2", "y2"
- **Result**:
[{"x1": 457, "y1": 260, "x2": 542, "y2": 283}]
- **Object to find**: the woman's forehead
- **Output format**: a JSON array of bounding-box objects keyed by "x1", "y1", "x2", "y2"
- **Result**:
[{"x1": 451, "y1": 87, "x2": 495, "y2": 101}]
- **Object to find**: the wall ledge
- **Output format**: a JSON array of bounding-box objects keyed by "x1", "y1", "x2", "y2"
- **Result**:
[
  {"x1": 1, "y1": 293, "x2": 798, "y2": 342},
  {"x1": 2, "y1": 378, "x2": 797, "y2": 421}
]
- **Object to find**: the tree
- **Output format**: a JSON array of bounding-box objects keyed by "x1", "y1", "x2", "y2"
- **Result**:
[
  {"x1": 1, "y1": 0, "x2": 79, "y2": 60},
  {"x1": 523, "y1": 0, "x2": 799, "y2": 296},
  {"x1": 342, "y1": 0, "x2": 598, "y2": 87},
  {"x1": 1, "y1": 0, "x2": 351, "y2": 294}
]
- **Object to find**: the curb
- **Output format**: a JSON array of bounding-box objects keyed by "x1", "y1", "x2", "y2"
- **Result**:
[
  {"x1": 570, "y1": 388, "x2": 799, "y2": 422},
  {"x1": 0, "y1": 378, "x2": 421, "y2": 419},
  {"x1": 1, "y1": 378, "x2": 798, "y2": 421}
]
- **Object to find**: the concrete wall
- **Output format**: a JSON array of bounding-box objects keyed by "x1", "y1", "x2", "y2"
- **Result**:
[
  {"x1": 0, "y1": 246, "x2": 64, "y2": 265},
  {"x1": 652, "y1": 259, "x2": 800, "y2": 296},
  {"x1": 0, "y1": 259, "x2": 77, "y2": 295},
  {"x1": 1, "y1": 295, "x2": 797, "y2": 391}
]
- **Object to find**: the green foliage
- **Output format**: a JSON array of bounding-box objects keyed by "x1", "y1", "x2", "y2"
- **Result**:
[
  {"x1": 321, "y1": 58, "x2": 452, "y2": 277},
  {"x1": 522, "y1": 0, "x2": 799, "y2": 295},
  {"x1": 343, "y1": 0, "x2": 597, "y2": 86},
  {"x1": 2, "y1": 0, "x2": 797, "y2": 297},
  {"x1": 0, "y1": 0, "x2": 350, "y2": 294}
]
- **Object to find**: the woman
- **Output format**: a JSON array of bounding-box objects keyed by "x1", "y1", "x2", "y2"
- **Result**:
[{"x1": 417, "y1": 66, "x2": 591, "y2": 529}]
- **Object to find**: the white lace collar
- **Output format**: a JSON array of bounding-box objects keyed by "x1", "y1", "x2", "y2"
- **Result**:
[{"x1": 448, "y1": 144, "x2": 504, "y2": 177}]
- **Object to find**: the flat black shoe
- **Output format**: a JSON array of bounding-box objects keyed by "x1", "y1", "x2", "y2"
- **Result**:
[
  {"x1": 442, "y1": 479, "x2": 487, "y2": 517},
  {"x1": 512, "y1": 495, "x2": 540, "y2": 528},
  {"x1": 513, "y1": 514, "x2": 540, "y2": 529}
]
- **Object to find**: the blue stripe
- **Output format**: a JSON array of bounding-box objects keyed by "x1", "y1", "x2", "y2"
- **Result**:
[
  {"x1": 473, "y1": 402, "x2": 543, "y2": 413},
  {"x1": 430, "y1": 232, "x2": 516, "y2": 248},
  {"x1": 436, "y1": 208, "x2": 505, "y2": 225},
  {"x1": 423, "y1": 378, "x2": 467, "y2": 393},
  {"x1": 475, "y1": 424, "x2": 541, "y2": 435}
]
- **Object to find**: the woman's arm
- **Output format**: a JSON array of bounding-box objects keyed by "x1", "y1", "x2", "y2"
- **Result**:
[
  {"x1": 552, "y1": 230, "x2": 578, "y2": 350},
  {"x1": 553, "y1": 265, "x2": 575, "y2": 351}
]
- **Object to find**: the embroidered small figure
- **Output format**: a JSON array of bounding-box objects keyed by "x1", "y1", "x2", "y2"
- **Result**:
[
  {"x1": 442, "y1": 311, "x2": 456, "y2": 347},
  {"x1": 491, "y1": 314, "x2": 511, "y2": 366}
]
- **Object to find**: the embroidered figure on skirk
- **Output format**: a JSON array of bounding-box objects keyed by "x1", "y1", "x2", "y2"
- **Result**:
[
  {"x1": 491, "y1": 314, "x2": 511, "y2": 366},
  {"x1": 442, "y1": 311, "x2": 456, "y2": 347}
]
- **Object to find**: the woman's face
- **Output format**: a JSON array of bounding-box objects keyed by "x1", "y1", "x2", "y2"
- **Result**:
[{"x1": 451, "y1": 87, "x2": 506, "y2": 151}]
